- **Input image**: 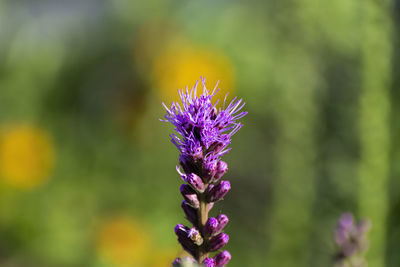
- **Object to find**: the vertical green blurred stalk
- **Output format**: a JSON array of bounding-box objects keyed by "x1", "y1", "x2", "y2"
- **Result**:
[
  {"x1": 266, "y1": 47, "x2": 318, "y2": 266},
  {"x1": 358, "y1": 1, "x2": 392, "y2": 266},
  {"x1": 264, "y1": 2, "x2": 320, "y2": 266}
]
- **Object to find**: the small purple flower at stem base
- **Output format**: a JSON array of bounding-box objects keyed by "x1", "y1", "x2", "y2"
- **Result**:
[
  {"x1": 214, "y1": 251, "x2": 232, "y2": 267},
  {"x1": 333, "y1": 212, "x2": 371, "y2": 266}
]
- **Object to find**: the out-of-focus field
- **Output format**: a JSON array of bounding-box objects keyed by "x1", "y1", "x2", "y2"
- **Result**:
[{"x1": 0, "y1": 1, "x2": 398, "y2": 267}]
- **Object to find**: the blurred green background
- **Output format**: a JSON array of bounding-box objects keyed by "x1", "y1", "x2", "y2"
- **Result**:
[{"x1": 0, "y1": 0, "x2": 398, "y2": 266}]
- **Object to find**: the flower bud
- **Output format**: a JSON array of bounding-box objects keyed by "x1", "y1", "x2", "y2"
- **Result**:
[
  {"x1": 215, "y1": 214, "x2": 229, "y2": 233},
  {"x1": 174, "y1": 224, "x2": 190, "y2": 236},
  {"x1": 182, "y1": 173, "x2": 205, "y2": 193},
  {"x1": 204, "y1": 217, "x2": 219, "y2": 237},
  {"x1": 206, "y1": 181, "x2": 231, "y2": 202},
  {"x1": 208, "y1": 233, "x2": 229, "y2": 252},
  {"x1": 202, "y1": 161, "x2": 217, "y2": 183},
  {"x1": 203, "y1": 257, "x2": 216, "y2": 267},
  {"x1": 207, "y1": 141, "x2": 225, "y2": 154},
  {"x1": 214, "y1": 250, "x2": 231, "y2": 267},
  {"x1": 174, "y1": 224, "x2": 197, "y2": 257},
  {"x1": 188, "y1": 227, "x2": 203, "y2": 246},
  {"x1": 181, "y1": 201, "x2": 199, "y2": 226},
  {"x1": 214, "y1": 161, "x2": 228, "y2": 181},
  {"x1": 180, "y1": 184, "x2": 199, "y2": 208},
  {"x1": 179, "y1": 154, "x2": 198, "y2": 174}
]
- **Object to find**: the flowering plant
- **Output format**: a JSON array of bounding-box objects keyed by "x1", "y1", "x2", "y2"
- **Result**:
[
  {"x1": 162, "y1": 78, "x2": 247, "y2": 266},
  {"x1": 334, "y1": 213, "x2": 371, "y2": 267}
]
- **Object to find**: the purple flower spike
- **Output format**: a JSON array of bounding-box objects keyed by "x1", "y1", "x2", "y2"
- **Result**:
[
  {"x1": 214, "y1": 251, "x2": 231, "y2": 267},
  {"x1": 333, "y1": 212, "x2": 371, "y2": 266},
  {"x1": 207, "y1": 181, "x2": 231, "y2": 202},
  {"x1": 202, "y1": 257, "x2": 216, "y2": 267},
  {"x1": 209, "y1": 233, "x2": 229, "y2": 252},
  {"x1": 162, "y1": 78, "x2": 246, "y2": 264},
  {"x1": 204, "y1": 217, "x2": 219, "y2": 237},
  {"x1": 180, "y1": 184, "x2": 200, "y2": 208}
]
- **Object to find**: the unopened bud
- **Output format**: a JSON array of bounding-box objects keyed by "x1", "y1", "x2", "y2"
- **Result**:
[
  {"x1": 203, "y1": 257, "x2": 216, "y2": 267},
  {"x1": 203, "y1": 161, "x2": 217, "y2": 183},
  {"x1": 215, "y1": 214, "x2": 229, "y2": 233},
  {"x1": 207, "y1": 181, "x2": 231, "y2": 202},
  {"x1": 209, "y1": 233, "x2": 229, "y2": 252},
  {"x1": 174, "y1": 224, "x2": 197, "y2": 257},
  {"x1": 214, "y1": 161, "x2": 228, "y2": 181},
  {"x1": 182, "y1": 173, "x2": 205, "y2": 193},
  {"x1": 214, "y1": 250, "x2": 231, "y2": 267},
  {"x1": 180, "y1": 184, "x2": 199, "y2": 208},
  {"x1": 181, "y1": 201, "x2": 199, "y2": 226},
  {"x1": 204, "y1": 217, "x2": 219, "y2": 237}
]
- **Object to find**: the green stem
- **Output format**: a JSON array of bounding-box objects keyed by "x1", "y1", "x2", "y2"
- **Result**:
[{"x1": 197, "y1": 192, "x2": 209, "y2": 263}]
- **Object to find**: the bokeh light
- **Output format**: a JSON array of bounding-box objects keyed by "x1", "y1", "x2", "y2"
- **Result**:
[
  {"x1": 97, "y1": 216, "x2": 151, "y2": 267},
  {"x1": 0, "y1": 124, "x2": 54, "y2": 190},
  {"x1": 152, "y1": 44, "x2": 235, "y2": 103}
]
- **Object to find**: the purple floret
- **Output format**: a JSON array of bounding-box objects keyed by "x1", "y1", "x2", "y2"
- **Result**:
[{"x1": 162, "y1": 77, "x2": 247, "y2": 166}]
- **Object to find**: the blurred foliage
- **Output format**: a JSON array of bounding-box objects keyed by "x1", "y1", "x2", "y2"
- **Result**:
[{"x1": 0, "y1": 0, "x2": 398, "y2": 267}]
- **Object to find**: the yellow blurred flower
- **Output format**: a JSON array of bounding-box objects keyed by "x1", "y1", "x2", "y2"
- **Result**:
[
  {"x1": 0, "y1": 125, "x2": 55, "y2": 189},
  {"x1": 152, "y1": 44, "x2": 235, "y2": 104},
  {"x1": 97, "y1": 216, "x2": 151, "y2": 267}
]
